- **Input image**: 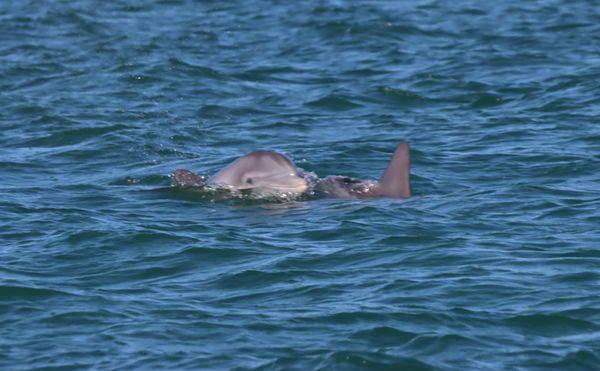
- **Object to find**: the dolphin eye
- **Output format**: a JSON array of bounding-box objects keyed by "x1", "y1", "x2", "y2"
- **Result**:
[{"x1": 246, "y1": 178, "x2": 253, "y2": 184}]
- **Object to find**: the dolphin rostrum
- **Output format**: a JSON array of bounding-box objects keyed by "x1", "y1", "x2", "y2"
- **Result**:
[{"x1": 171, "y1": 141, "x2": 411, "y2": 199}]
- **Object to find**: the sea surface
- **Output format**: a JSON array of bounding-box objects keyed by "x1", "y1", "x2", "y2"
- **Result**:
[{"x1": 1, "y1": 0, "x2": 599, "y2": 369}]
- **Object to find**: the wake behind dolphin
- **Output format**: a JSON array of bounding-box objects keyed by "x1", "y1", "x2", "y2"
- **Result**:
[{"x1": 171, "y1": 141, "x2": 411, "y2": 200}]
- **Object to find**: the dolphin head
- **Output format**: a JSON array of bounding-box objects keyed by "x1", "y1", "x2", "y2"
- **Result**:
[{"x1": 208, "y1": 150, "x2": 308, "y2": 195}]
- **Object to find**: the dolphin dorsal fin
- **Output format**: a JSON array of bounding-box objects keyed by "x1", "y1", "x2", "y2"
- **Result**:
[{"x1": 377, "y1": 141, "x2": 411, "y2": 198}]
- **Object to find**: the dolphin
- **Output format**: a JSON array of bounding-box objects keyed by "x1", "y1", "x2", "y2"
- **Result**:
[
  {"x1": 172, "y1": 150, "x2": 309, "y2": 196},
  {"x1": 171, "y1": 141, "x2": 411, "y2": 199}
]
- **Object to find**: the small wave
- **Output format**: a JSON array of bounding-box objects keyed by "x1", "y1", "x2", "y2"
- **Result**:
[
  {"x1": 19, "y1": 124, "x2": 127, "y2": 148},
  {"x1": 350, "y1": 326, "x2": 419, "y2": 346},
  {"x1": 43, "y1": 309, "x2": 128, "y2": 325},
  {"x1": 542, "y1": 350, "x2": 600, "y2": 369},
  {"x1": 504, "y1": 313, "x2": 599, "y2": 336},
  {"x1": 470, "y1": 93, "x2": 506, "y2": 108},
  {"x1": 168, "y1": 57, "x2": 223, "y2": 79},
  {"x1": 305, "y1": 94, "x2": 362, "y2": 111},
  {"x1": 318, "y1": 350, "x2": 434, "y2": 370},
  {"x1": 377, "y1": 86, "x2": 429, "y2": 107},
  {"x1": 0, "y1": 284, "x2": 73, "y2": 300}
]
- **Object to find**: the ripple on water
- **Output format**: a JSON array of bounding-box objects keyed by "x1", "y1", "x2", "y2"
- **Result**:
[
  {"x1": 0, "y1": 285, "x2": 73, "y2": 300},
  {"x1": 317, "y1": 351, "x2": 435, "y2": 371},
  {"x1": 305, "y1": 94, "x2": 363, "y2": 111}
]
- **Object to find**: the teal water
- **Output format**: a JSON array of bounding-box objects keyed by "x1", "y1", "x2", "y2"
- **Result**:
[{"x1": 1, "y1": 0, "x2": 599, "y2": 369}]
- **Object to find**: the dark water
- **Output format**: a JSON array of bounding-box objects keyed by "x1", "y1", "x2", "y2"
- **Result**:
[{"x1": 1, "y1": 0, "x2": 599, "y2": 369}]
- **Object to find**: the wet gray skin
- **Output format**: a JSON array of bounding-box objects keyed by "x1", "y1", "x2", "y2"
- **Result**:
[
  {"x1": 173, "y1": 150, "x2": 308, "y2": 196},
  {"x1": 172, "y1": 141, "x2": 411, "y2": 199}
]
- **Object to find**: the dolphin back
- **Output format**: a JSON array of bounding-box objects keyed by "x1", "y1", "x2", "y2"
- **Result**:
[
  {"x1": 377, "y1": 141, "x2": 411, "y2": 198},
  {"x1": 172, "y1": 169, "x2": 205, "y2": 187}
]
